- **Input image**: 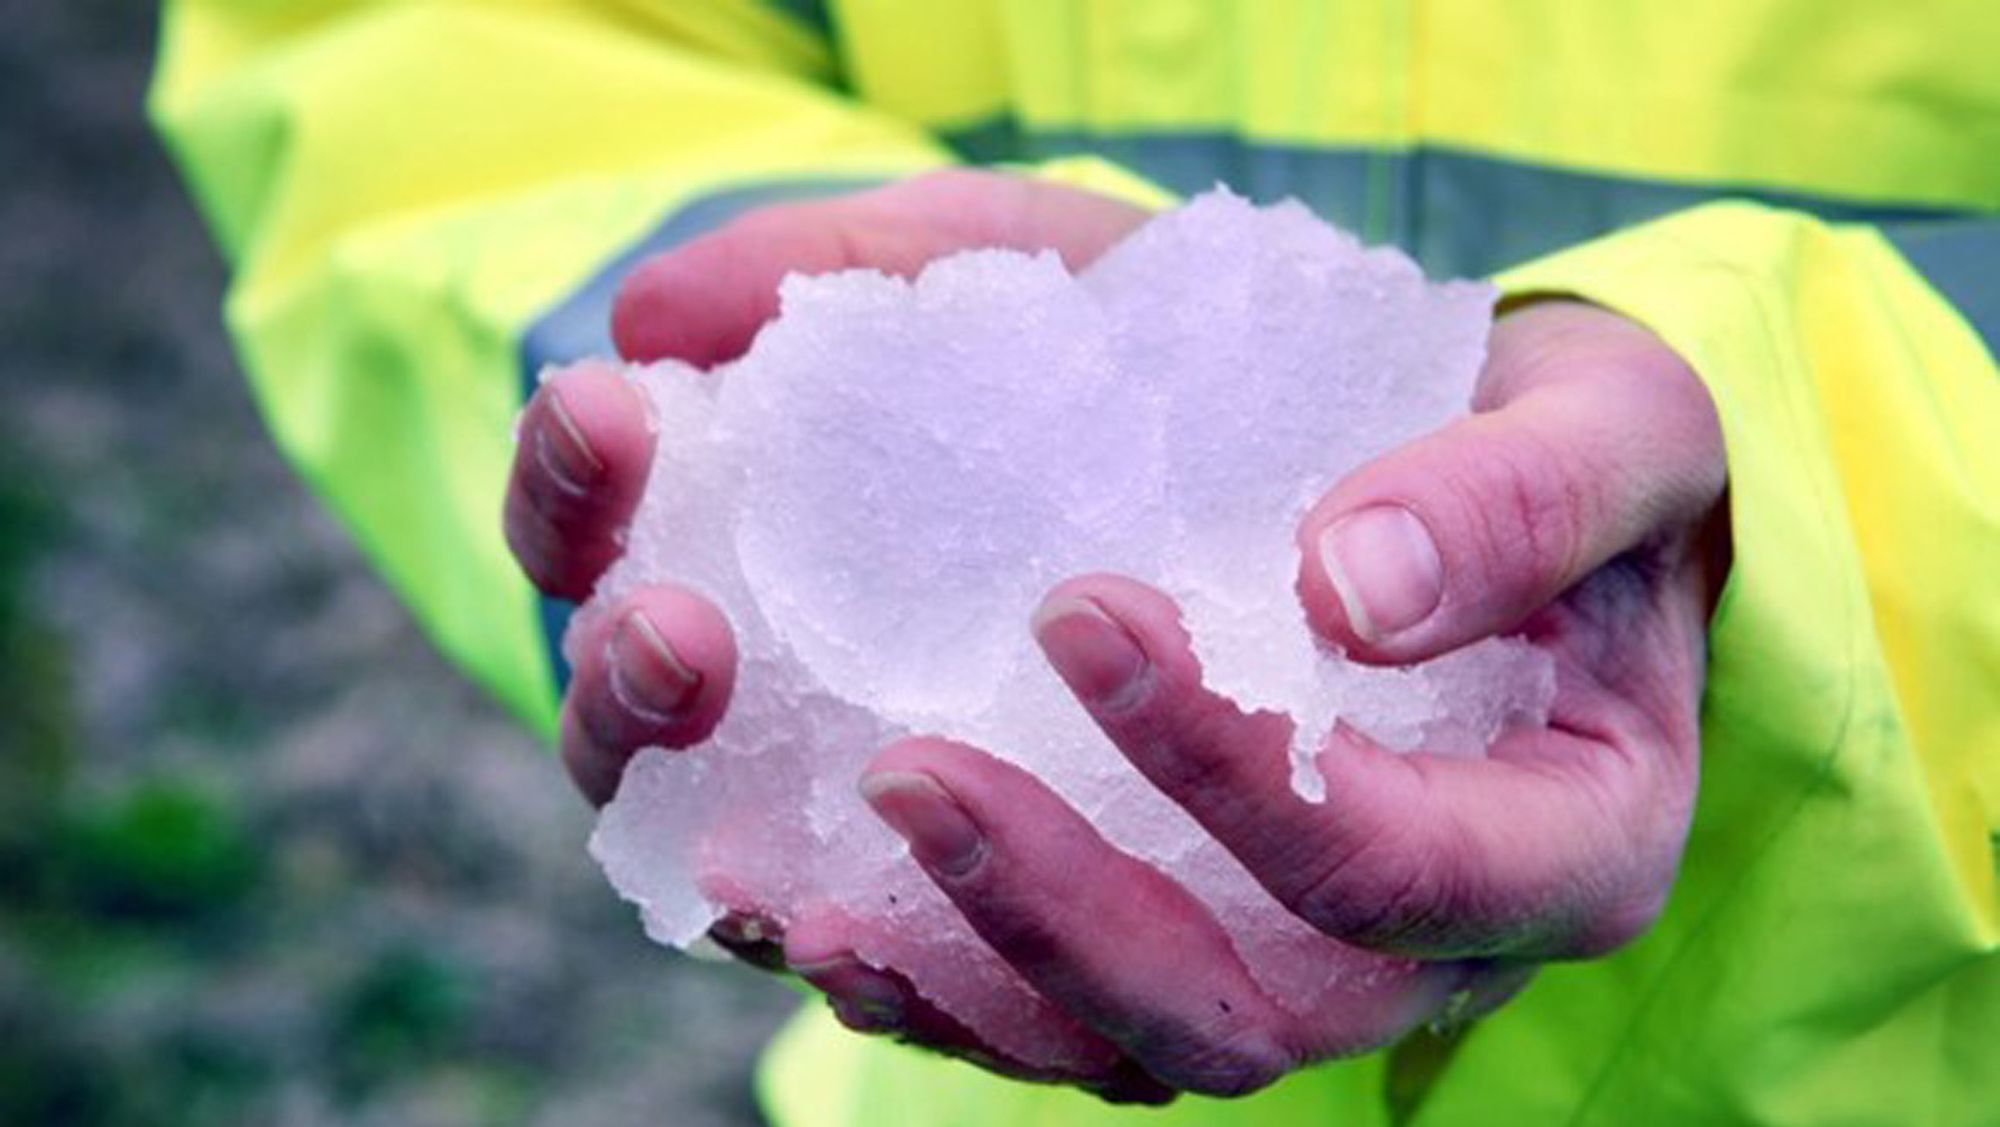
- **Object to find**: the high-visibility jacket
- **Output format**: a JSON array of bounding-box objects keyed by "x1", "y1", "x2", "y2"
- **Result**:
[{"x1": 151, "y1": 3, "x2": 1996, "y2": 1124}]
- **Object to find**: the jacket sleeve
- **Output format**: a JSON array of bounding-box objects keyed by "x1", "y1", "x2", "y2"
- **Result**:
[
  {"x1": 1400, "y1": 204, "x2": 2000, "y2": 1124},
  {"x1": 149, "y1": 0, "x2": 955, "y2": 736},
  {"x1": 751, "y1": 207, "x2": 2000, "y2": 1127}
]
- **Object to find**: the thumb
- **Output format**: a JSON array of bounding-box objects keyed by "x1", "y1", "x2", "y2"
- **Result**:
[{"x1": 1296, "y1": 301, "x2": 1724, "y2": 664}]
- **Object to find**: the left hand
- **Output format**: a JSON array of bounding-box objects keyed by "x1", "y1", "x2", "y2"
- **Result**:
[{"x1": 856, "y1": 299, "x2": 1730, "y2": 1097}]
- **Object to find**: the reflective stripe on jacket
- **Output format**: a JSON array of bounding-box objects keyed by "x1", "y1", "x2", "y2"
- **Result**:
[{"x1": 151, "y1": 3, "x2": 1998, "y2": 1124}]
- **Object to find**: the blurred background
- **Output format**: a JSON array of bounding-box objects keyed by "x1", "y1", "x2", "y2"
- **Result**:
[{"x1": 0, "y1": 5, "x2": 799, "y2": 1123}]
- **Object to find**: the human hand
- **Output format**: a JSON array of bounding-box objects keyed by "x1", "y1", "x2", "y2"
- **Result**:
[
  {"x1": 859, "y1": 298, "x2": 1730, "y2": 1094},
  {"x1": 504, "y1": 171, "x2": 1183, "y2": 1099},
  {"x1": 503, "y1": 168, "x2": 1729, "y2": 1099},
  {"x1": 504, "y1": 169, "x2": 1151, "y2": 803}
]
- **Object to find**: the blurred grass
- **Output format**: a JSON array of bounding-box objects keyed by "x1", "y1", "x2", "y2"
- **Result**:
[
  {"x1": 0, "y1": 456, "x2": 268, "y2": 1125},
  {"x1": 0, "y1": 4, "x2": 799, "y2": 1124}
]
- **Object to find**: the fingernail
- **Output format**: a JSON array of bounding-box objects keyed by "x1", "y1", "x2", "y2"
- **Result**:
[
  {"x1": 1319, "y1": 505, "x2": 1442, "y2": 642},
  {"x1": 1030, "y1": 597, "x2": 1149, "y2": 713},
  {"x1": 535, "y1": 390, "x2": 603, "y2": 496},
  {"x1": 608, "y1": 612, "x2": 699, "y2": 722},
  {"x1": 860, "y1": 771, "x2": 986, "y2": 879}
]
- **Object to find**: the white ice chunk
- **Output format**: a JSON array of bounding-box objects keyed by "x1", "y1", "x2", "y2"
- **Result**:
[{"x1": 578, "y1": 189, "x2": 1556, "y2": 1066}]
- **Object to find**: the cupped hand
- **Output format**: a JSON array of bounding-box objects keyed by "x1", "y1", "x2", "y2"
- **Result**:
[
  {"x1": 863, "y1": 298, "x2": 1729, "y2": 1094},
  {"x1": 505, "y1": 170, "x2": 1179, "y2": 1100},
  {"x1": 502, "y1": 169, "x2": 1730, "y2": 1101}
]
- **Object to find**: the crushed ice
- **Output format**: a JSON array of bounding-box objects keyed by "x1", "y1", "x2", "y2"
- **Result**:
[{"x1": 572, "y1": 190, "x2": 1554, "y2": 1067}]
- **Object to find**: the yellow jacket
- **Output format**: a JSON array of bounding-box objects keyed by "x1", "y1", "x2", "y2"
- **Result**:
[{"x1": 152, "y1": 3, "x2": 1996, "y2": 1123}]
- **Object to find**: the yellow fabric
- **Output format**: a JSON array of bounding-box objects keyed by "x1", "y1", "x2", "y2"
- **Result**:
[
  {"x1": 1475, "y1": 203, "x2": 1995, "y2": 1125},
  {"x1": 1500, "y1": 203, "x2": 1998, "y2": 940},
  {"x1": 1413, "y1": 0, "x2": 2000, "y2": 208},
  {"x1": 152, "y1": 1, "x2": 1998, "y2": 1123},
  {"x1": 760, "y1": 1004, "x2": 1391, "y2": 1127},
  {"x1": 835, "y1": 0, "x2": 2000, "y2": 209}
]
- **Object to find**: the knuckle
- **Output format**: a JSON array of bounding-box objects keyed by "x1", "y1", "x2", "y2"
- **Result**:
[
  {"x1": 1420, "y1": 430, "x2": 1591, "y2": 616},
  {"x1": 1129, "y1": 712, "x2": 1237, "y2": 799},
  {"x1": 1122, "y1": 686, "x2": 1274, "y2": 789},
  {"x1": 1477, "y1": 433, "x2": 1590, "y2": 595},
  {"x1": 1121, "y1": 707, "x2": 1288, "y2": 839},
  {"x1": 1570, "y1": 889, "x2": 1669, "y2": 958},
  {"x1": 1152, "y1": 1023, "x2": 1290, "y2": 1098},
  {"x1": 1291, "y1": 824, "x2": 1460, "y2": 952}
]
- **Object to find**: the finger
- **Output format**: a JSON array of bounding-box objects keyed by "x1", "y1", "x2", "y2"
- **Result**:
[
  {"x1": 503, "y1": 361, "x2": 657, "y2": 599},
  {"x1": 860, "y1": 738, "x2": 1300, "y2": 1096},
  {"x1": 780, "y1": 916, "x2": 1171, "y2": 1101},
  {"x1": 864, "y1": 740, "x2": 1486, "y2": 1079},
  {"x1": 865, "y1": 739, "x2": 1352, "y2": 1098},
  {"x1": 1034, "y1": 576, "x2": 1687, "y2": 959},
  {"x1": 1296, "y1": 301, "x2": 1725, "y2": 663},
  {"x1": 560, "y1": 585, "x2": 737, "y2": 806},
  {"x1": 1031, "y1": 575, "x2": 1312, "y2": 893},
  {"x1": 611, "y1": 169, "x2": 1149, "y2": 366}
]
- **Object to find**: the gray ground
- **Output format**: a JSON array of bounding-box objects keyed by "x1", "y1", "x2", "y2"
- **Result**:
[{"x1": 0, "y1": 5, "x2": 799, "y2": 1124}]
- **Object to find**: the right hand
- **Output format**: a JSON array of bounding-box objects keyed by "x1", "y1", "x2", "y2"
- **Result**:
[{"x1": 503, "y1": 170, "x2": 1178, "y2": 1100}]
